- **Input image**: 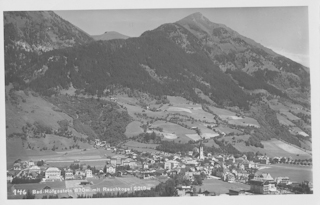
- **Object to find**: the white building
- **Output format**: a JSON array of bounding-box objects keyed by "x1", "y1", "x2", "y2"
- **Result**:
[
  {"x1": 85, "y1": 169, "x2": 93, "y2": 178},
  {"x1": 29, "y1": 165, "x2": 41, "y2": 173},
  {"x1": 65, "y1": 169, "x2": 74, "y2": 180},
  {"x1": 106, "y1": 165, "x2": 116, "y2": 174},
  {"x1": 45, "y1": 167, "x2": 61, "y2": 179},
  {"x1": 164, "y1": 160, "x2": 179, "y2": 170}
]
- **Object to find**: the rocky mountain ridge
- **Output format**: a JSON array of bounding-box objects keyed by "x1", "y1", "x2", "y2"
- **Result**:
[{"x1": 92, "y1": 31, "x2": 129, "y2": 41}]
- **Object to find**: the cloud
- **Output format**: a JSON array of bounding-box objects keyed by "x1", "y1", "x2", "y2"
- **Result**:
[{"x1": 268, "y1": 46, "x2": 309, "y2": 67}]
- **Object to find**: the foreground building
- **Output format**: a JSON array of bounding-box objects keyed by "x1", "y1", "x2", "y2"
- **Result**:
[
  {"x1": 250, "y1": 180, "x2": 277, "y2": 194},
  {"x1": 45, "y1": 167, "x2": 61, "y2": 180},
  {"x1": 65, "y1": 169, "x2": 74, "y2": 180}
]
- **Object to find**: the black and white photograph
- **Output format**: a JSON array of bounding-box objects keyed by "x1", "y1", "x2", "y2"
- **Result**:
[{"x1": 1, "y1": 0, "x2": 319, "y2": 204}]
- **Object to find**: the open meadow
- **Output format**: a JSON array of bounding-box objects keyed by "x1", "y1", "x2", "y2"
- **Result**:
[
  {"x1": 150, "y1": 120, "x2": 195, "y2": 142},
  {"x1": 233, "y1": 139, "x2": 311, "y2": 159},
  {"x1": 206, "y1": 105, "x2": 259, "y2": 127},
  {"x1": 196, "y1": 178, "x2": 250, "y2": 195},
  {"x1": 276, "y1": 113, "x2": 295, "y2": 126},
  {"x1": 125, "y1": 121, "x2": 143, "y2": 137},
  {"x1": 256, "y1": 164, "x2": 312, "y2": 183},
  {"x1": 124, "y1": 141, "x2": 159, "y2": 153},
  {"x1": 89, "y1": 175, "x2": 160, "y2": 191}
]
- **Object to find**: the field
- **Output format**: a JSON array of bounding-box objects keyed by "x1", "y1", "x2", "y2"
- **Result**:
[
  {"x1": 203, "y1": 139, "x2": 220, "y2": 148},
  {"x1": 165, "y1": 96, "x2": 216, "y2": 123},
  {"x1": 276, "y1": 113, "x2": 295, "y2": 126},
  {"x1": 256, "y1": 164, "x2": 313, "y2": 183},
  {"x1": 150, "y1": 120, "x2": 196, "y2": 142},
  {"x1": 30, "y1": 148, "x2": 117, "y2": 169},
  {"x1": 233, "y1": 139, "x2": 311, "y2": 159},
  {"x1": 5, "y1": 89, "x2": 78, "y2": 135},
  {"x1": 206, "y1": 105, "x2": 259, "y2": 127},
  {"x1": 89, "y1": 175, "x2": 160, "y2": 191},
  {"x1": 151, "y1": 120, "x2": 219, "y2": 142},
  {"x1": 124, "y1": 141, "x2": 159, "y2": 153},
  {"x1": 280, "y1": 111, "x2": 300, "y2": 121},
  {"x1": 222, "y1": 135, "x2": 251, "y2": 143},
  {"x1": 6, "y1": 137, "x2": 30, "y2": 167},
  {"x1": 125, "y1": 121, "x2": 143, "y2": 137},
  {"x1": 206, "y1": 105, "x2": 236, "y2": 116},
  {"x1": 167, "y1": 106, "x2": 216, "y2": 123},
  {"x1": 215, "y1": 125, "x2": 243, "y2": 135},
  {"x1": 185, "y1": 134, "x2": 201, "y2": 141},
  {"x1": 268, "y1": 99, "x2": 289, "y2": 112},
  {"x1": 29, "y1": 134, "x2": 90, "y2": 150},
  {"x1": 6, "y1": 134, "x2": 91, "y2": 166},
  {"x1": 5, "y1": 88, "x2": 98, "y2": 168},
  {"x1": 195, "y1": 178, "x2": 250, "y2": 195},
  {"x1": 269, "y1": 99, "x2": 310, "y2": 116},
  {"x1": 7, "y1": 141, "x2": 120, "y2": 169},
  {"x1": 227, "y1": 117, "x2": 260, "y2": 128},
  {"x1": 152, "y1": 121, "x2": 193, "y2": 135}
]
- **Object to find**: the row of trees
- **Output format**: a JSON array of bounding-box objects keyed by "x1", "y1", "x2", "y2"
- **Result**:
[
  {"x1": 131, "y1": 132, "x2": 162, "y2": 144},
  {"x1": 156, "y1": 141, "x2": 195, "y2": 154}
]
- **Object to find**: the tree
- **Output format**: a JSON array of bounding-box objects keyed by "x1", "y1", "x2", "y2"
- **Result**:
[
  {"x1": 193, "y1": 175, "x2": 203, "y2": 186},
  {"x1": 61, "y1": 169, "x2": 66, "y2": 178},
  {"x1": 37, "y1": 160, "x2": 44, "y2": 166},
  {"x1": 193, "y1": 187, "x2": 197, "y2": 195}
]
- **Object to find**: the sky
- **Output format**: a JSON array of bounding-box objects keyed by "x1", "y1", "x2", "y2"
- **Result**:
[{"x1": 55, "y1": 7, "x2": 309, "y2": 67}]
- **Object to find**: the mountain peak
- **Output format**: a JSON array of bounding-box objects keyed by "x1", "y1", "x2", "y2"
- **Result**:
[
  {"x1": 189, "y1": 12, "x2": 204, "y2": 18},
  {"x1": 92, "y1": 31, "x2": 129, "y2": 41},
  {"x1": 179, "y1": 12, "x2": 210, "y2": 24}
]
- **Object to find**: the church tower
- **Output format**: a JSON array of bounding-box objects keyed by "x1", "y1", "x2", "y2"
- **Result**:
[{"x1": 199, "y1": 141, "x2": 204, "y2": 160}]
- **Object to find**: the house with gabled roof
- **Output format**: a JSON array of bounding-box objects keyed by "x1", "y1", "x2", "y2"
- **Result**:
[
  {"x1": 275, "y1": 177, "x2": 290, "y2": 185},
  {"x1": 225, "y1": 156, "x2": 235, "y2": 165},
  {"x1": 122, "y1": 158, "x2": 132, "y2": 167},
  {"x1": 65, "y1": 169, "x2": 74, "y2": 180},
  {"x1": 216, "y1": 155, "x2": 225, "y2": 162},
  {"x1": 176, "y1": 185, "x2": 193, "y2": 196},
  {"x1": 13, "y1": 163, "x2": 21, "y2": 171},
  {"x1": 7, "y1": 173, "x2": 13, "y2": 183},
  {"x1": 45, "y1": 167, "x2": 61, "y2": 180},
  {"x1": 256, "y1": 173, "x2": 274, "y2": 181},
  {"x1": 85, "y1": 169, "x2": 93, "y2": 178},
  {"x1": 164, "y1": 160, "x2": 179, "y2": 170},
  {"x1": 28, "y1": 160, "x2": 35, "y2": 167},
  {"x1": 29, "y1": 165, "x2": 41, "y2": 173},
  {"x1": 142, "y1": 163, "x2": 149, "y2": 170},
  {"x1": 106, "y1": 165, "x2": 116, "y2": 174},
  {"x1": 225, "y1": 172, "x2": 236, "y2": 182},
  {"x1": 244, "y1": 161, "x2": 258, "y2": 169},
  {"x1": 147, "y1": 158, "x2": 156, "y2": 164},
  {"x1": 235, "y1": 157, "x2": 245, "y2": 164}
]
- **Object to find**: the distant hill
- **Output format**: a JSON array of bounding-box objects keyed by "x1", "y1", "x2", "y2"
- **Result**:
[
  {"x1": 4, "y1": 11, "x2": 312, "y2": 154},
  {"x1": 4, "y1": 11, "x2": 310, "y2": 108},
  {"x1": 92, "y1": 31, "x2": 129, "y2": 41},
  {"x1": 175, "y1": 12, "x2": 310, "y2": 103},
  {"x1": 4, "y1": 11, "x2": 93, "y2": 85}
]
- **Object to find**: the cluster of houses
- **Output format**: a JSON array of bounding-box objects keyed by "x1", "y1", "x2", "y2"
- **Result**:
[
  {"x1": 8, "y1": 160, "x2": 43, "y2": 182},
  {"x1": 7, "y1": 143, "x2": 312, "y2": 196},
  {"x1": 5, "y1": 150, "x2": 277, "y2": 185},
  {"x1": 8, "y1": 159, "x2": 95, "y2": 183}
]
